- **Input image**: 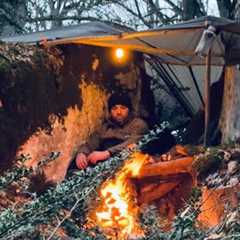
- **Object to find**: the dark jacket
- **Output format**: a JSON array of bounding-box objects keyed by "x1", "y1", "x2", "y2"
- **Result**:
[{"x1": 78, "y1": 116, "x2": 149, "y2": 155}]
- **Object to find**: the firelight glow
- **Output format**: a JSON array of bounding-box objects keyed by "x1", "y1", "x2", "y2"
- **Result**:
[
  {"x1": 92, "y1": 152, "x2": 149, "y2": 239},
  {"x1": 115, "y1": 48, "x2": 125, "y2": 59}
]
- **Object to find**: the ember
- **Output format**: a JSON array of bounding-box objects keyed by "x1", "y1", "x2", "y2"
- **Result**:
[{"x1": 90, "y1": 152, "x2": 149, "y2": 239}]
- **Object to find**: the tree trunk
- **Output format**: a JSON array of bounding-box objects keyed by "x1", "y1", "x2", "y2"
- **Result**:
[
  {"x1": 216, "y1": 0, "x2": 237, "y2": 19},
  {"x1": 235, "y1": 1, "x2": 240, "y2": 21},
  {"x1": 182, "y1": 0, "x2": 204, "y2": 20},
  {"x1": 219, "y1": 66, "x2": 240, "y2": 143},
  {"x1": 182, "y1": 0, "x2": 195, "y2": 20},
  {"x1": 217, "y1": 2, "x2": 240, "y2": 142}
]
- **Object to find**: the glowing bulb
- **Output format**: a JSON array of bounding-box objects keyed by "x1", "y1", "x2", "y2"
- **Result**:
[{"x1": 115, "y1": 48, "x2": 124, "y2": 59}]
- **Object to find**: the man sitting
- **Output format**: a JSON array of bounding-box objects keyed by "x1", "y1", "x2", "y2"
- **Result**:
[{"x1": 75, "y1": 92, "x2": 149, "y2": 169}]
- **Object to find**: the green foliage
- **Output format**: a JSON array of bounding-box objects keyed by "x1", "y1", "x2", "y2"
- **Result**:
[
  {"x1": 0, "y1": 56, "x2": 10, "y2": 72},
  {"x1": 0, "y1": 154, "x2": 31, "y2": 191},
  {"x1": 168, "y1": 207, "x2": 204, "y2": 240},
  {"x1": 140, "y1": 205, "x2": 166, "y2": 240},
  {"x1": 140, "y1": 202, "x2": 205, "y2": 240}
]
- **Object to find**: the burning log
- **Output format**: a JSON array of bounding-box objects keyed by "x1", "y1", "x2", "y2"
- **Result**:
[
  {"x1": 138, "y1": 181, "x2": 180, "y2": 204},
  {"x1": 134, "y1": 156, "x2": 194, "y2": 206},
  {"x1": 137, "y1": 157, "x2": 193, "y2": 178}
]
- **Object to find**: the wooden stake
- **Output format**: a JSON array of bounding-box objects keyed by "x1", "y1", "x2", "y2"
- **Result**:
[{"x1": 204, "y1": 49, "x2": 211, "y2": 147}]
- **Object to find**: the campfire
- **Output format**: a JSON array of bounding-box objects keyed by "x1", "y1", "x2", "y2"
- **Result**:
[
  {"x1": 87, "y1": 147, "x2": 195, "y2": 239},
  {"x1": 89, "y1": 152, "x2": 150, "y2": 239}
]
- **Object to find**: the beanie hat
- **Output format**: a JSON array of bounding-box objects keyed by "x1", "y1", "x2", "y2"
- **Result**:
[{"x1": 108, "y1": 92, "x2": 132, "y2": 111}]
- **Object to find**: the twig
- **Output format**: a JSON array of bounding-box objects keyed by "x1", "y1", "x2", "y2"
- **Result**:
[{"x1": 47, "y1": 193, "x2": 81, "y2": 240}]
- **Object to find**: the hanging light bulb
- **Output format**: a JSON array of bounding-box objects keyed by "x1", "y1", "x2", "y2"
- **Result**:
[
  {"x1": 115, "y1": 48, "x2": 125, "y2": 59},
  {"x1": 111, "y1": 47, "x2": 131, "y2": 65}
]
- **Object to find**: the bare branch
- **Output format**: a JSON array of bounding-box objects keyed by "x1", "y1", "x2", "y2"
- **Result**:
[
  {"x1": 134, "y1": 0, "x2": 154, "y2": 27},
  {"x1": 163, "y1": 0, "x2": 183, "y2": 15},
  {"x1": 111, "y1": 0, "x2": 152, "y2": 28},
  {"x1": 148, "y1": 0, "x2": 172, "y2": 24},
  {"x1": 47, "y1": 193, "x2": 81, "y2": 240},
  {"x1": 27, "y1": 15, "x2": 103, "y2": 23}
]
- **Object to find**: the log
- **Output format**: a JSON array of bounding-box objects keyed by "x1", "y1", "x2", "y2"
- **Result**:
[
  {"x1": 132, "y1": 173, "x2": 191, "y2": 185},
  {"x1": 138, "y1": 181, "x2": 180, "y2": 204},
  {"x1": 137, "y1": 157, "x2": 193, "y2": 178}
]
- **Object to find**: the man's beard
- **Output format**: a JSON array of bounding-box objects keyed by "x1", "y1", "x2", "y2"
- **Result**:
[{"x1": 112, "y1": 115, "x2": 128, "y2": 125}]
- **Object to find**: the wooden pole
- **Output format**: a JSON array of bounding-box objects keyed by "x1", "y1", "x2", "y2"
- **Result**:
[{"x1": 204, "y1": 49, "x2": 211, "y2": 147}]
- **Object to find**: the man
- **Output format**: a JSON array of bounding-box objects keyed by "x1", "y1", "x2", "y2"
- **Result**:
[{"x1": 75, "y1": 92, "x2": 149, "y2": 169}]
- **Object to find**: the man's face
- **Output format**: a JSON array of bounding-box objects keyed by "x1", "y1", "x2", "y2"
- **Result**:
[{"x1": 110, "y1": 104, "x2": 129, "y2": 123}]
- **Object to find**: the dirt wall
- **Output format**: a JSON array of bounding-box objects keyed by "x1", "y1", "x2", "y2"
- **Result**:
[{"x1": 0, "y1": 43, "x2": 154, "y2": 182}]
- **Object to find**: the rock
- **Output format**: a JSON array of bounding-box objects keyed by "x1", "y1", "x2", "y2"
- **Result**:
[
  {"x1": 206, "y1": 174, "x2": 224, "y2": 188},
  {"x1": 227, "y1": 161, "x2": 239, "y2": 175},
  {"x1": 198, "y1": 185, "x2": 240, "y2": 228},
  {"x1": 222, "y1": 150, "x2": 231, "y2": 162},
  {"x1": 206, "y1": 173, "x2": 218, "y2": 182},
  {"x1": 230, "y1": 148, "x2": 240, "y2": 160},
  {"x1": 228, "y1": 177, "x2": 239, "y2": 187}
]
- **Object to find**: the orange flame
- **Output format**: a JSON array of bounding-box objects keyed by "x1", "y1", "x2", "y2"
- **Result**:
[{"x1": 91, "y1": 152, "x2": 149, "y2": 239}]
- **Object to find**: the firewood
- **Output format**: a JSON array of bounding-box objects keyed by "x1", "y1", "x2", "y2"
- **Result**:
[
  {"x1": 137, "y1": 157, "x2": 193, "y2": 178},
  {"x1": 138, "y1": 181, "x2": 180, "y2": 204},
  {"x1": 132, "y1": 173, "x2": 189, "y2": 193}
]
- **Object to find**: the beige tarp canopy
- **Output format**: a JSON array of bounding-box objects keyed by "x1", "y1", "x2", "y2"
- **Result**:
[
  {"x1": 2, "y1": 16, "x2": 240, "y2": 142},
  {"x1": 2, "y1": 16, "x2": 240, "y2": 66}
]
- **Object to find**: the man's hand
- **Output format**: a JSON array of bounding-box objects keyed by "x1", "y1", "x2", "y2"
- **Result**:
[
  {"x1": 127, "y1": 143, "x2": 137, "y2": 151},
  {"x1": 87, "y1": 151, "x2": 110, "y2": 164},
  {"x1": 76, "y1": 153, "x2": 88, "y2": 169},
  {"x1": 160, "y1": 153, "x2": 172, "y2": 162}
]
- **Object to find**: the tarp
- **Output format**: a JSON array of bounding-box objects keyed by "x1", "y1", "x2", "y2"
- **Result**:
[
  {"x1": 1, "y1": 21, "x2": 127, "y2": 43},
  {"x1": 2, "y1": 16, "x2": 240, "y2": 65},
  {"x1": 2, "y1": 16, "x2": 239, "y2": 114}
]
